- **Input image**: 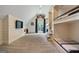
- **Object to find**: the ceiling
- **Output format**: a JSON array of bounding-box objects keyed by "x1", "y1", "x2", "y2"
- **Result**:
[{"x1": 0, "y1": 5, "x2": 51, "y2": 25}]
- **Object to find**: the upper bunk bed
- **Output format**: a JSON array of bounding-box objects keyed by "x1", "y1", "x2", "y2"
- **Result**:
[{"x1": 54, "y1": 5, "x2": 79, "y2": 24}]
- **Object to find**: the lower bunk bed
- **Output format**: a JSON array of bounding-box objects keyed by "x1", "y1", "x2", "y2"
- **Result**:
[{"x1": 53, "y1": 38, "x2": 79, "y2": 53}]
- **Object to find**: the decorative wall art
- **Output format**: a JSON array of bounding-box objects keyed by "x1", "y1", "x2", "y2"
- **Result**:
[{"x1": 31, "y1": 22, "x2": 34, "y2": 26}]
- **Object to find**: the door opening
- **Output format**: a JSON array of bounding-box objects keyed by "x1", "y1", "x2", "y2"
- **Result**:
[{"x1": 35, "y1": 14, "x2": 46, "y2": 33}]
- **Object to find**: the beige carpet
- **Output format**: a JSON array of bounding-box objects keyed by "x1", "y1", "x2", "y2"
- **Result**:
[{"x1": 2, "y1": 33, "x2": 60, "y2": 53}]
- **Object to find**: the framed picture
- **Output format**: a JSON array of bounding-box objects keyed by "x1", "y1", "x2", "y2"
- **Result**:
[{"x1": 31, "y1": 22, "x2": 34, "y2": 26}]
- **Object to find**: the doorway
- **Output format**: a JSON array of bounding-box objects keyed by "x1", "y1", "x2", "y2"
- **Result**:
[
  {"x1": 35, "y1": 15, "x2": 46, "y2": 33},
  {"x1": 37, "y1": 18, "x2": 44, "y2": 33}
]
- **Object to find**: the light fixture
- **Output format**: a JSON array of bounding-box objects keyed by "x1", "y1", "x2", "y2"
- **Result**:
[
  {"x1": 39, "y1": 5, "x2": 42, "y2": 13},
  {"x1": 36, "y1": 5, "x2": 45, "y2": 18}
]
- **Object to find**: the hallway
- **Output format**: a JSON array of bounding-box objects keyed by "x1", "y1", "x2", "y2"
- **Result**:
[
  {"x1": 0, "y1": 5, "x2": 78, "y2": 53},
  {"x1": 0, "y1": 34, "x2": 60, "y2": 53}
]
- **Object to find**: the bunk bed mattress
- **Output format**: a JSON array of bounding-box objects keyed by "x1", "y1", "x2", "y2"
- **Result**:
[
  {"x1": 62, "y1": 44, "x2": 79, "y2": 53},
  {"x1": 54, "y1": 38, "x2": 79, "y2": 53},
  {"x1": 54, "y1": 38, "x2": 79, "y2": 45}
]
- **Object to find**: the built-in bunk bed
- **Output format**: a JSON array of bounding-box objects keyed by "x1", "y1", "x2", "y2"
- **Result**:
[
  {"x1": 54, "y1": 5, "x2": 79, "y2": 53},
  {"x1": 54, "y1": 38, "x2": 79, "y2": 53}
]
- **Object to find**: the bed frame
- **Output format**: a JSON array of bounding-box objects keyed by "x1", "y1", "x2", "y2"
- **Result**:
[{"x1": 53, "y1": 39, "x2": 79, "y2": 53}]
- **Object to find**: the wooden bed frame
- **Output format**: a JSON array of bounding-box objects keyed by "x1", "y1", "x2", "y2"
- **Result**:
[{"x1": 53, "y1": 38, "x2": 79, "y2": 53}]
